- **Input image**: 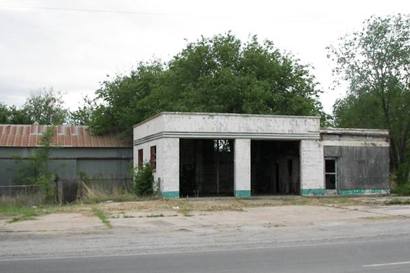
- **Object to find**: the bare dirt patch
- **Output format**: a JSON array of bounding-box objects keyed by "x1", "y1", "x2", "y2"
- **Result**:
[{"x1": 0, "y1": 213, "x2": 103, "y2": 233}]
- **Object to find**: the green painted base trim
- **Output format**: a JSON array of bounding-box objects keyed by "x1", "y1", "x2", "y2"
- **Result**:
[
  {"x1": 338, "y1": 189, "x2": 390, "y2": 196},
  {"x1": 162, "y1": 191, "x2": 180, "y2": 199},
  {"x1": 301, "y1": 189, "x2": 326, "y2": 196},
  {"x1": 235, "y1": 190, "x2": 251, "y2": 198}
]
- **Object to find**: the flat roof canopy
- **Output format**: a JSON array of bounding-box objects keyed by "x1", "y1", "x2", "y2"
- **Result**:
[{"x1": 133, "y1": 112, "x2": 321, "y2": 145}]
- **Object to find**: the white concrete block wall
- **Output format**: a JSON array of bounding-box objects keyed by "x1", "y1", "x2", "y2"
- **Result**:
[
  {"x1": 300, "y1": 140, "x2": 325, "y2": 196},
  {"x1": 133, "y1": 112, "x2": 321, "y2": 141},
  {"x1": 234, "y1": 139, "x2": 251, "y2": 197},
  {"x1": 134, "y1": 140, "x2": 158, "y2": 168},
  {"x1": 134, "y1": 138, "x2": 180, "y2": 198},
  {"x1": 156, "y1": 138, "x2": 180, "y2": 198},
  {"x1": 162, "y1": 113, "x2": 320, "y2": 135},
  {"x1": 134, "y1": 140, "x2": 160, "y2": 191},
  {"x1": 133, "y1": 114, "x2": 165, "y2": 140}
]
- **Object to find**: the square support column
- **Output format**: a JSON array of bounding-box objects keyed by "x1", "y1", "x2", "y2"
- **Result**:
[
  {"x1": 300, "y1": 140, "x2": 325, "y2": 196},
  {"x1": 158, "y1": 138, "x2": 180, "y2": 199},
  {"x1": 234, "y1": 139, "x2": 251, "y2": 198}
]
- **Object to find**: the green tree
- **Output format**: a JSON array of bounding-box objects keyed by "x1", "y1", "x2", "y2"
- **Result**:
[
  {"x1": 14, "y1": 127, "x2": 56, "y2": 203},
  {"x1": 88, "y1": 33, "x2": 325, "y2": 137},
  {"x1": 90, "y1": 62, "x2": 164, "y2": 135},
  {"x1": 70, "y1": 96, "x2": 96, "y2": 125},
  {"x1": 329, "y1": 14, "x2": 410, "y2": 183},
  {"x1": 7, "y1": 105, "x2": 31, "y2": 124},
  {"x1": 0, "y1": 103, "x2": 9, "y2": 123},
  {"x1": 0, "y1": 103, "x2": 31, "y2": 124},
  {"x1": 23, "y1": 88, "x2": 68, "y2": 125}
]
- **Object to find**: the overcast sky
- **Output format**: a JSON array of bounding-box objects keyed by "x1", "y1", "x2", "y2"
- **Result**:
[{"x1": 1, "y1": 0, "x2": 409, "y2": 114}]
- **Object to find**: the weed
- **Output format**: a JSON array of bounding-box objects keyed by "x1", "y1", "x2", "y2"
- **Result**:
[
  {"x1": 361, "y1": 215, "x2": 397, "y2": 221},
  {"x1": 76, "y1": 180, "x2": 148, "y2": 204},
  {"x1": 177, "y1": 201, "x2": 192, "y2": 216},
  {"x1": 146, "y1": 213, "x2": 164, "y2": 218},
  {"x1": 92, "y1": 207, "x2": 112, "y2": 228},
  {"x1": 0, "y1": 203, "x2": 59, "y2": 223},
  {"x1": 385, "y1": 198, "x2": 410, "y2": 205}
]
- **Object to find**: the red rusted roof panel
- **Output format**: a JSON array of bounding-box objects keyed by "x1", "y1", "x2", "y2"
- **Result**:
[{"x1": 0, "y1": 125, "x2": 131, "y2": 148}]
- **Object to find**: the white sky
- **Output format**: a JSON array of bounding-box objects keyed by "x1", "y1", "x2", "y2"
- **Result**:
[{"x1": 0, "y1": 0, "x2": 409, "y2": 114}]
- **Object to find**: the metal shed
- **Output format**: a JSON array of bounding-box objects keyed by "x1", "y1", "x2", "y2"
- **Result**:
[{"x1": 0, "y1": 124, "x2": 133, "y2": 195}]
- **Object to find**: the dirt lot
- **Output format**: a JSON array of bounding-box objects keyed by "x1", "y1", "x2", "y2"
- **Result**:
[
  {"x1": 1, "y1": 196, "x2": 409, "y2": 234},
  {"x1": 3, "y1": 196, "x2": 410, "y2": 260}
]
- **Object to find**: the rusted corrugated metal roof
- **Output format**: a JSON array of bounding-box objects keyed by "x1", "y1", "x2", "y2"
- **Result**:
[{"x1": 0, "y1": 124, "x2": 131, "y2": 148}]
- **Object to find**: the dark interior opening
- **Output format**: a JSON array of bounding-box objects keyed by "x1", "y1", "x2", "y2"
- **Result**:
[
  {"x1": 325, "y1": 159, "x2": 336, "y2": 190},
  {"x1": 251, "y1": 140, "x2": 300, "y2": 195},
  {"x1": 180, "y1": 139, "x2": 234, "y2": 197}
]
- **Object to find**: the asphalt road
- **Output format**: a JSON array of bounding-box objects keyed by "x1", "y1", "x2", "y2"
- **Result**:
[{"x1": 1, "y1": 236, "x2": 410, "y2": 273}]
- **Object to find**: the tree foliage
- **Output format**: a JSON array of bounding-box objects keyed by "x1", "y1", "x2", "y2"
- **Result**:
[
  {"x1": 23, "y1": 88, "x2": 68, "y2": 125},
  {"x1": 329, "y1": 14, "x2": 410, "y2": 182},
  {"x1": 0, "y1": 88, "x2": 68, "y2": 125},
  {"x1": 87, "y1": 33, "x2": 324, "y2": 136},
  {"x1": 70, "y1": 96, "x2": 96, "y2": 125},
  {"x1": 0, "y1": 103, "x2": 9, "y2": 123},
  {"x1": 0, "y1": 104, "x2": 31, "y2": 124}
]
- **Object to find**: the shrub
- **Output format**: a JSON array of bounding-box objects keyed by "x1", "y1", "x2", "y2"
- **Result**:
[
  {"x1": 36, "y1": 173, "x2": 56, "y2": 203},
  {"x1": 134, "y1": 164, "x2": 154, "y2": 196},
  {"x1": 392, "y1": 183, "x2": 410, "y2": 196}
]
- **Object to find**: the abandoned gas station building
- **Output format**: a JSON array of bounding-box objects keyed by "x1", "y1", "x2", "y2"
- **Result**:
[{"x1": 133, "y1": 112, "x2": 390, "y2": 198}]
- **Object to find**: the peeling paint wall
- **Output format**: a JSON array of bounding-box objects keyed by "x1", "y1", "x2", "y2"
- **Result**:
[
  {"x1": 324, "y1": 146, "x2": 389, "y2": 191},
  {"x1": 300, "y1": 140, "x2": 325, "y2": 194},
  {"x1": 321, "y1": 128, "x2": 390, "y2": 194},
  {"x1": 133, "y1": 112, "x2": 321, "y2": 142},
  {"x1": 234, "y1": 139, "x2": 251, "y2": 197},
  {"x1": 134, "y1": 138, "x2": 179, "y2": 197}
]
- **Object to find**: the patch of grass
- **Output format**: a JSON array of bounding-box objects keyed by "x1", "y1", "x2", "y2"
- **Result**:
[
  {"x1": 0, "y1": 193, "x2": 68, "y2": 223},
  {"x1": 146, "y1": 213, "x2": 164, "y2": 218},
  {"x1": 92, "y1": 207, "x2": 112, "y2": 228},
  {"x1": 361, "y1": 215, "x2": 397, "y2": 221},
  {"x1": 385, "y1": 198, "x2": 410, "y2": 205},
  {"x1": 177, "y1": 201, "x2": 192, "y2": 217},
  {"x1": 77, "y1": 180, "x2": 154, "y2": 204},
  {"x1": 5, "y1": 207, "x2": 39, "y2": 223},
  {"x1": 0, "y1": 204, "x2": 59, "y2": 223},
  {"x1": 0, "y1": 193, "x2": 45, "y2": 207}
]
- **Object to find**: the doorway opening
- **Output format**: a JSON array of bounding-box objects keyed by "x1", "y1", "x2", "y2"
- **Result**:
[
  {"x1": 325, "y1": 158, "x2": 337, "y2": 190},
  {"x1": 251, "y1": 140, "x2": 300, "y2": 195},
  {"x1": 180, "y1": 139, "x2": 234, "y2": 197}
]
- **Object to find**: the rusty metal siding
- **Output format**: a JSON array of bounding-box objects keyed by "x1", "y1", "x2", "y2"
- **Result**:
[
  {"x1": 0, "y1": 125, "x2": 131, "y2": 148},
  {"x1": 324, "y1": 146, "x2": 389, "y2": 190}
]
